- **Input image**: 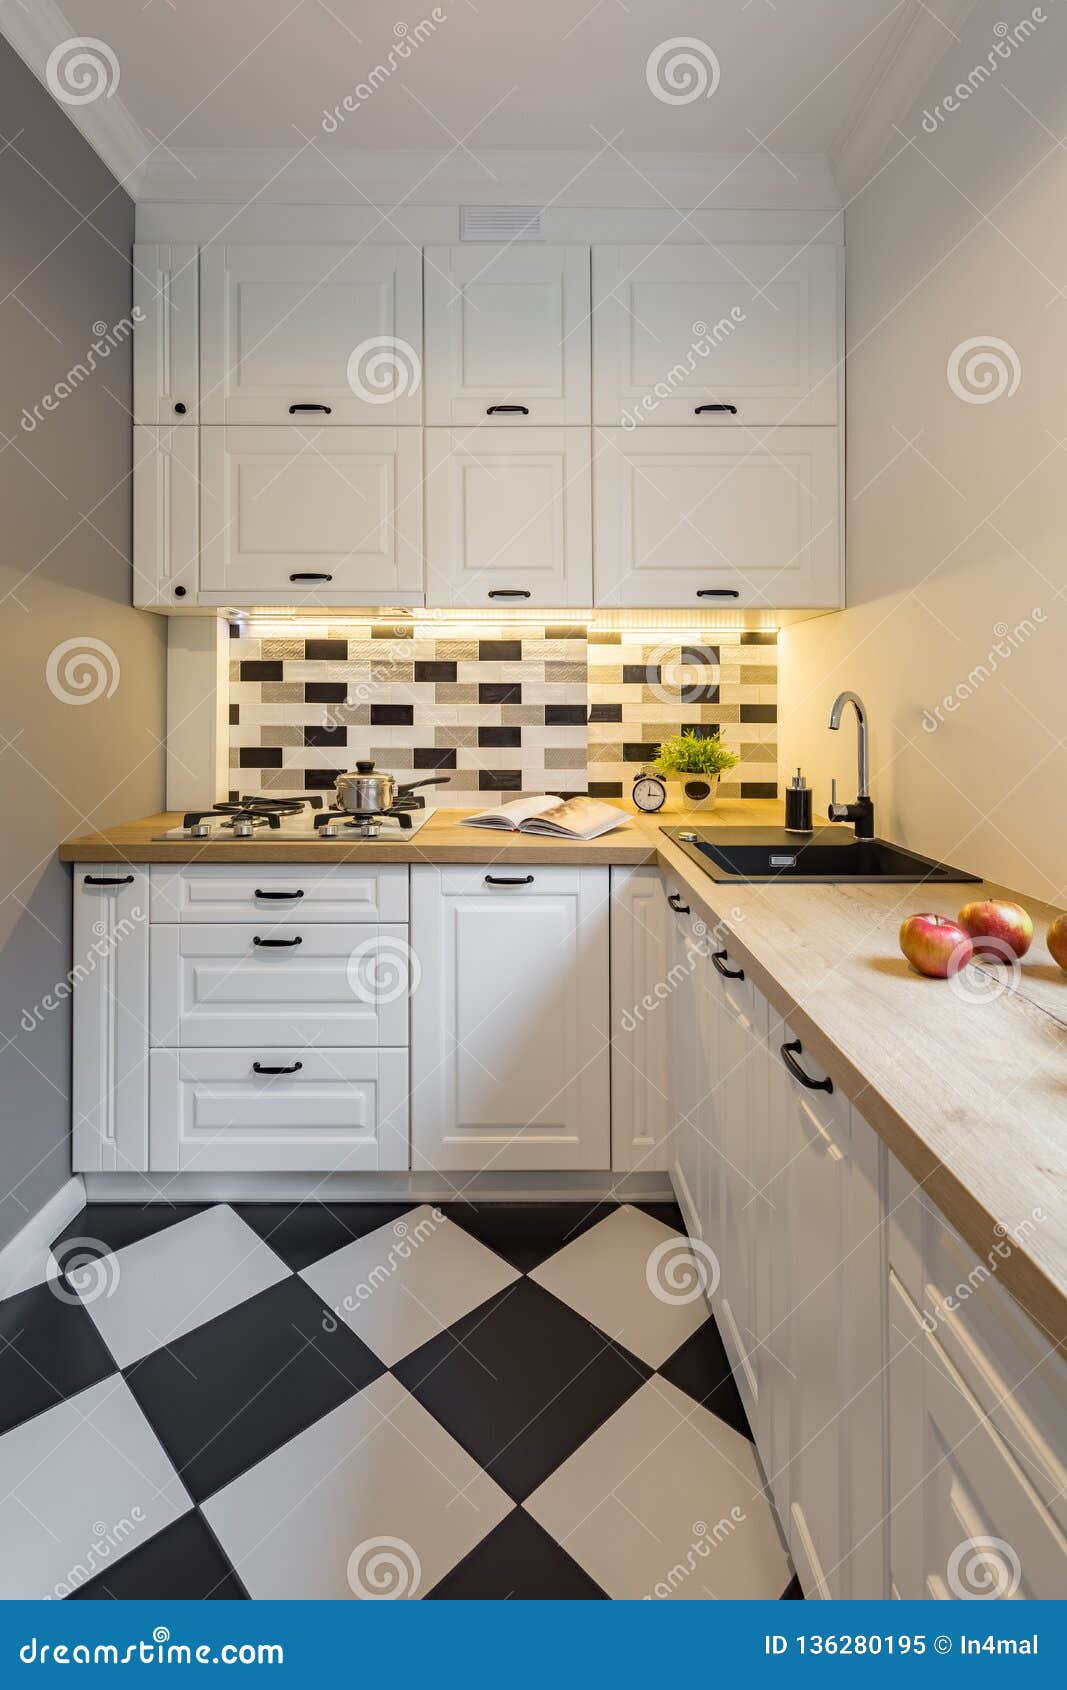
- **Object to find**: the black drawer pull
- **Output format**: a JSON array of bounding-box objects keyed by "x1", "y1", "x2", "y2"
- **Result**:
[
  {"x1": 289, "y1": 572, "x2": 333, "y2": 583},
  {"x1": 487, "y1": 589, "x2": 531, "y2": 599},
  {"x1": 486, "y1": 404, "x2": 529, "y2": 415},
  {"x1": 253, "y1": 935, "x2": 302, "y2": 948},
  {"x1": 83, "y1": 874, "x2": 134, "y2": 886},
  {"x1": 485, "y1": 874, "x2": 534, "y2": 886},
  {"x1": 289, "y1": 403, "x2": 332, "y2": 414},
  {"x1": 252, "y1": 1060, "x2": 303, "y2": 1076},
  {"x1": 780, "y1": 1039, "x2": 833, "y2": 1093},
  {"x1": 696, "y1": 589, "x2": 740, "y2": 599},
  {"x1": 694, "y1": 403, "x2": 738, "y2": 415},
  {"x1": 712, "y1": 949, "x2": 744, "y2": 980},
  {"x1": 254, "y1": 888, "x2": 304, "y2": 900},
  {"x1": 667, "y1": 891, "x2": 690, "y2": 914}
]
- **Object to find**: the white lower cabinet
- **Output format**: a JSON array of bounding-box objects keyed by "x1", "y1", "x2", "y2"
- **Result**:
[
  {"x1": 149, "y1": 1048, "x2": 409, "y2": 1173},
  {"x1": 71, "y1": 866, "x2": 150, "y2": 1174},
  {"x1": 410, "y1": 865, "x2": 610, "y2": 1170},
  {"x1": 609, "y1": 867, "x2": 671, "y2": 1173}
]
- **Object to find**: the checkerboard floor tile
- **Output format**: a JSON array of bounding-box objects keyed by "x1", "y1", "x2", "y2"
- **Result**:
[{"x1": 0, "y1": 1200, "x2": 798, "y2": 1601}]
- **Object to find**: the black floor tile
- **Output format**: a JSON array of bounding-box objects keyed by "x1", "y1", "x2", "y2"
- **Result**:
[
  {"x1": 780, "y1": 1572, "x2": 805, "y2": 1599},
  {"x1": 232, "y1": 1201, "x2": 418, "y2": 1272},
  {"x1": 0, "y1": 1281, "x2": 117, "y2": 1436},
  {"x1": 441, "y1": 1201, "x2": 616, "y2": 1273},
  {"x1": 631, "y1": 1200, "x2": 686, "y2": 1234},
  {"x1": 125, "y1": 1275, "x2": 384, "y2": 1502},
  {"x1": 394, "y1": 1278, "x2": 650, "y2": 1502},
  {"x1": 67, "y1": 1511, "x2": 247, "y2": 1600},
  {"x1": 657, "y1": 1319, "x2": 753, "y2": 1441},
  {"x1": 426, "y1": 1507, "x2": 607, "y2": 1600},
  {"x1": 53, "y1": 1203, "x2": 209, "y2": 1258}
]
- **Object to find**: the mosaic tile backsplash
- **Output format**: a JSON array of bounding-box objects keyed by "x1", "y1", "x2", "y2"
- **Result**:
[{"x1": 228, "y1": 622, "x2": 778, "y2": 807}]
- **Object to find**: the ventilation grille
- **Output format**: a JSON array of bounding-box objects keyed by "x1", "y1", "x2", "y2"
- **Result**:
[{"x1": 460, "y1": 206, "x2": 545, "y2": 242}]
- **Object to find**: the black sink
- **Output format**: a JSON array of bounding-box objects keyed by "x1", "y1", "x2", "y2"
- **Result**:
[{"x1": 662, "y1": 826, "x2": 980, "y2": 884}]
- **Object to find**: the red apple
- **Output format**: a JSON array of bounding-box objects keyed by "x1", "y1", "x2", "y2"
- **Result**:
[
  {"x1": 1047, "y1": 912, "x2": 1067, "y2": 972},
  {"x1": 957, "y1": 899, "x2": 1033, "y2": 963},
  {"x1": 899, "y1": 913, "x2": 973, "y2": 979}
]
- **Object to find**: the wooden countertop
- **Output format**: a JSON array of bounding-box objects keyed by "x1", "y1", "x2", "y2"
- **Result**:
[{"x1": 59, "y1": 802, "x2": 1067, "y2": 1346}]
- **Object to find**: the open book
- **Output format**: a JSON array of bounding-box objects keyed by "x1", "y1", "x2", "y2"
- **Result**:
[{"x1": 459, "y1": 794, "x2": 632, "y2": 840}]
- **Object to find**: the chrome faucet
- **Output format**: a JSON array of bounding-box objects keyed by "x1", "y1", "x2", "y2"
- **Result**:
[{"x1": 827, "y1": 691, "x2": 875, "y2": 839}]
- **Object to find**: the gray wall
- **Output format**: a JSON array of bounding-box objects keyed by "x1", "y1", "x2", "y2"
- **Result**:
[{"x1": 0, "y1": 39, "x2": 165, "y2": 1252}]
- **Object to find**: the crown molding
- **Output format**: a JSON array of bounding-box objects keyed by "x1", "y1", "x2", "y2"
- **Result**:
[
  {"x1": 134, "y1": 146, "x2": 841, "y2": 209},
  {"x1": 0, "y1": 0, "x2": 152, "y2": 193},
  {"x1": 829, "y1": 0, "x2": 979, "y2": 202}
]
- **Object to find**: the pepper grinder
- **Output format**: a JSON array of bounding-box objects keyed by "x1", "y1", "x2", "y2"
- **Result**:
[{"x1": 784, "y1": 767, "x2": 813, "y2": 832}]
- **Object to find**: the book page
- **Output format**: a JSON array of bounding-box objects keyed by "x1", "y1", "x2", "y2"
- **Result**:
[{"x1": 457, "y1": 794, "x2": 559, "y2": 829}]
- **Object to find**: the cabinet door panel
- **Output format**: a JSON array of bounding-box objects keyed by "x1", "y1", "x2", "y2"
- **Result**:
[
  {"x1": 72, "y1": 867, "x2": 150, "y2": 1173},
  {"x1": 425, "y1": 245, "x2": 590, "y2": 424},
  {"x1": 200, "y1": 244, "x2": 422, "y2": 423},
  {"x1": 425, "y1": 428, "x2": 591, "y2": 606},
  {"x1": 611, "y1": 868, "x2": 671, "y2": 1172},
  {"x1": 133, "y1": 427, "x2": 199, "y2": 608},
  {"x1": 411, "y1": 866, "x2": 609, "y2": 1169},
  {"x1": 133, "y1": 243, "x2": 199, "y2": 423},
  {"x1": 149, "y1": 863, "x2": 409, "y2": 924},
  {"x1": 594, "y1": 427, "x2": 840, "y2": 608},
  {"x1": 149, "y1": 1048, "x2": 408, "y2": 1173},
  {"x1": 199, "y1": 426, "x2": 422, "y2": 602},
  {"x1": 593, "y1": 243, "x2": 839, "y2": 425}
]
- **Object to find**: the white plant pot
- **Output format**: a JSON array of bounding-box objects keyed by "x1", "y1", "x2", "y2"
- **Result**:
[{"x1": 668, "y1": 774, "x2": 720, "y2": 813}]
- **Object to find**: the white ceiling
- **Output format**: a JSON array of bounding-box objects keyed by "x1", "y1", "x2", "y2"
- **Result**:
[{"x1": 3, "y1": 0, "x2": 973, "y2": 200}]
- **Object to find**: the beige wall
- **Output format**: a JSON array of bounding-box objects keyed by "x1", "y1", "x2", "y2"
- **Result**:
[
  {"x1": 781, "y1": 0, "x2": 1067, "y2": 902},
  {"x1": 0, "y1": 40, "x2": 166, "y2": 1250}
]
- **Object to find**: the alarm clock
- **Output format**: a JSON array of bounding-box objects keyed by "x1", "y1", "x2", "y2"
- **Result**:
[{"x1": 632, "y1": 770, "x2": 667, "y2": 813}]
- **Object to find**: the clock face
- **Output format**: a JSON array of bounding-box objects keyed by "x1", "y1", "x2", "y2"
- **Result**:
[{"x1": 633, "y1": 775, "x2": 666, "y2": 813}]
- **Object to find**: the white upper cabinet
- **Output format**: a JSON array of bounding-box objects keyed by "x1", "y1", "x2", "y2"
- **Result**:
[
  {"x1": 592, "y1": 244, "x2": 840, "y2": 426},
  {"x1": 424, "y1": 245, "x2": 590, "y2": 424},
  {"x1": 133, "y1": 243, "x2": 199, "y2": 424},
  {"x1": 425, "y1": 427, "x2": 592, "y2": 606},
  {"x1": 199, "y1": 244, "x2": 423, "y2": 424},
  {"x1": 133, "y1": 426, "x2": 199, "y2": 608},
  {"x1": 199, "y1": 426, "x2": 422, "y2": 604},
  {"x1": 594, "y1": 426, "x2": 840, "y2": 608}
]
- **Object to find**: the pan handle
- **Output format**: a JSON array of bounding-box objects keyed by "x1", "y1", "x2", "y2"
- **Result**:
[{"x1": 397, "y1": 776, "x2": 452, "y2": 793}]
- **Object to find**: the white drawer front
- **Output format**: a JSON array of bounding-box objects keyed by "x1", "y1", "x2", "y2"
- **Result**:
[
  {"x1": 150, "y1": 923, "x2": 410, "y2": 1048},
  {"x1": 149, "y1": 1048, "x2": 409, "y2": 1172},
  {"x1": 150, "y1": 863, "x2": 409, "y2": 924}
]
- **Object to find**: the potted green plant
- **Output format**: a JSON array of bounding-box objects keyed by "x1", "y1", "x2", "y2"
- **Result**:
[{"x1": 652, "y1": 730, "x2": 739, "y2": 812}]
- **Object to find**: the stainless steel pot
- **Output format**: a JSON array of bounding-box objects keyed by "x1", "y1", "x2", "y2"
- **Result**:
[{"x1": 334, "y1": 761, "x2": 450, "y2": 814}]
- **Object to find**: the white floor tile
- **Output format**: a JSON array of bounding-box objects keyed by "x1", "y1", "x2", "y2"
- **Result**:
[
  {"x1": 0, "y1": 1377, "x2": 190, "y2": 1599},
  {"x1": 526, "y1": 1376, "x2": 790, "y2": 1600},
  {"x1": 299, "y1": 1204, "x2": 519, "y2": 1366},
  {"x1": 81, "y1": 1205, "x2": 290, "y2": 1368},
  {"x1": 203, "y1": 1373, "x2": 512, "y2": 1599},
  {"x1": 529, "y1": 1204, "x2": 710, "y2": 1367}
]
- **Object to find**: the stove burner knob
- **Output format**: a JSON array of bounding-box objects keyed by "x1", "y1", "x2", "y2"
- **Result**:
[
  {"x1": 319, "y1": 824, "x2": 339, "y2": 838},
  {"x1": 188, "y1": 822, "x2": 210, "y2": 838},
  {"x1": 232, "y1": 819, "x2": 253, "y2": 838}
]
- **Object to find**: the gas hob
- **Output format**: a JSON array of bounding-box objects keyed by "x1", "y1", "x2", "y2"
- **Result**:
[{"x1": 153, "y1": 796, "x2": 437, "y2": 843}]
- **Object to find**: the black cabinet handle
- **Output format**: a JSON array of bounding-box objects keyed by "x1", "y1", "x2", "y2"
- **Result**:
[
  {"x1": 253, "y1": 935, "x2": 302, "y2": 947},
  {"x1": 485, "y1": 874, "x2": 534, "y2": 886},
  {"x1": 252, "y1": 1060, "x2": 303, "y2": 1076},
  {"x1": 486, "y1": 404, "x2": 529, "y2": 415},
  {"x1": 289, "y1": 403, "x2": 332, "y2": 414},
  {"x1": 83, "y1": 874, "x2": 134, "y2": 886},
  {"x1": 780, "y1": 1039, "x2": 833, "y2": 1093},
  {"x1": 712, "y1": 949, "x2": 744, "y2": 980},
  {"x1": 289, "y1": 572, "x2": 333, "y2": 583},
  {"x1": 694, "y1": 403, "x2": 738, "y2": 415},
  {"x1": 254, "y1": 889, "x2": 304, "y2": 900},
  {"x1": 667, "y1": 891, "x2": 690, "y2": 914},
  {"x1": 173, "y1": 402, "x2": 187, "y2": 415},
  {"x1": 487, "y1": 589, "x2": 531, "y2": 599},
  {"x1": 697, "y1": 589, "x2": 740, "y2": 599}
]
